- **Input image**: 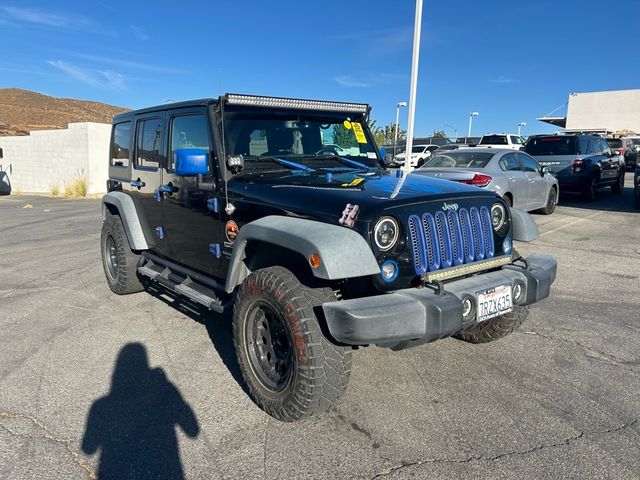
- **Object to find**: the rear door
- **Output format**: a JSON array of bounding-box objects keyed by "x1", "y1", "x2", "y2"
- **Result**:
[
  {"x1": 498, "y1": 152, "x2": 528, "y2": 209},
  {"x1": 161, "y1": 107, "x2": 224, "y2": 276},
  {"x1": 518, "y1": 153, "x2": 546, "y2": 210},
  {"x1": 130, "y1": 114, "x2": 167, "y2": 255}
]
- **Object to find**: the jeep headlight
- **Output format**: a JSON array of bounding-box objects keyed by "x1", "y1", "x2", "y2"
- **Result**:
[
  {"x1": 374, "y1": 216, "x2": 399, "y2": 251},
  {"x1": 490, "y1": 203, "x2": 506, "y2": 231}
]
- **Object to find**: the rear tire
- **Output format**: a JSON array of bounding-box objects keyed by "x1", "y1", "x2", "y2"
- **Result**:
[
  {"x1": 611, "y1": 170, "x2": 624, "y2": 194},
  {"x1": 583, "y1": 177, "x2": 598, "y2": 202},
  {"x1": 538, "y1": 187, "x2": 557, "y2": 215},
  {"x1": 101, "y1": 212, "x2": 144, "y2": 295},
  {"x1": 454, "y1": 306, "x2": 529, "y2": 343},
  {"x1": 232, "y1": 266, "x2": 351, "y2": 421},
  {"x1": 634, "y1": 185, "x2": 640, "y2": 210}
]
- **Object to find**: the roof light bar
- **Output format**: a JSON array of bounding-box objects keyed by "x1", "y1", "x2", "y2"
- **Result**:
[{"x1": 225, "y1": 94, "x2": 369, "y2": 114}]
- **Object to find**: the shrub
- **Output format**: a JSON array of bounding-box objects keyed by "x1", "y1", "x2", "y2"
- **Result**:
[
  {"x1": 63, "y1": 170, "x2": 89, "y2": 198},
  {"x1": 50, "y1": 183, "x2": 59, "y2": 197}
]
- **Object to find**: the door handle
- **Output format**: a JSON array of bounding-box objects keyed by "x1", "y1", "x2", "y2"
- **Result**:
[{"x1": 130, "y1": 179, "x2": 145, "y2": 189}]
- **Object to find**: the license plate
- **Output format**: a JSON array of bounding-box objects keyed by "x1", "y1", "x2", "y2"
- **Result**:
[{"x1": 476, "y1": 285, "x2": 513, "y2": 322}]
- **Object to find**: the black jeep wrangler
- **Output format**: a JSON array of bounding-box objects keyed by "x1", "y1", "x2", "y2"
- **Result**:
[{"x1": 101, "y1": 94, "x2": 556, "y2": 421}]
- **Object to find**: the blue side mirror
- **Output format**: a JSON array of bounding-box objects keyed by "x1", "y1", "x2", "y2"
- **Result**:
[
  {"x1": 175, "y1": 148, "x2": 208, "y2": 176},
  {"x1": 379, "y1": 148, "x2": 387, "y2": 161}
]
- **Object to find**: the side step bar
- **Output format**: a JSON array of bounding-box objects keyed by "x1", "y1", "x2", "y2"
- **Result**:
[{"x1": 137, "y1": 252, "x2": 230, "y2": 313}]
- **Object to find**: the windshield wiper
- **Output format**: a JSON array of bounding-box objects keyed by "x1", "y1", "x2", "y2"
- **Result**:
[
  {"x1": 246, "y1": 156, "x2": 316, "y2": 172},
  {"x1": 313, "y1": 155, "x2": 371, "y2": 170}
]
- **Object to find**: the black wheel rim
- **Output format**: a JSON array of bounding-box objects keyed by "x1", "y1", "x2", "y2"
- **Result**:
[
  {"x1": 104, "y1": 235, "x2": 119, "y2": 280},
  {"x1": 244, "y1": 301, "x2": 294, "y2": 392},
  {"x1": 548, "y1": 189, "x2": 556, "y2": 210}
]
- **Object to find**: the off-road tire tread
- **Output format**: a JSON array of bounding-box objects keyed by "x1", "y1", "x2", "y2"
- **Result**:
[
  {"x1": 232, "y1": 266, "x2": 351, "y2": 421},
  {"x1": 454, "y1": 305, "x2": 529, "y2": 344},
  {"x1": 101, "y1": 211, "x2": 144, "y2": 295}
]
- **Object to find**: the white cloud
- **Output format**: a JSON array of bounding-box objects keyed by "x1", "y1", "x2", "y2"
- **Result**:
[
  {"x1": 491, "y1": 75, "x2": 514, "y2": 84},
  {"x1": 333, "y1": 76, "x2": 371, "y2": 88},
  {"x1": 71, "y1": 53, "x2": 187, "y2": 75},
  {"x1": 48, "y1": 60, "x2": 126, "y2": 90},
  {"x1": 0, "y1": 6, "x2": 116, "y2": 36},
  {"x1": 129, "y1": 25, "x2": 149, "y2": 41}
]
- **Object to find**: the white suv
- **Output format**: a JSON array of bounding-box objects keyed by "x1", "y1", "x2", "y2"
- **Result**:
[{"x1": 479, "y1": 134, "x2": 526, "y2": 150}]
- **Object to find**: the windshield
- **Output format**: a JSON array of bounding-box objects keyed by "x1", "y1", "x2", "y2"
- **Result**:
[
  {"x1": 607, "y1": 139, "x2": 622, "y2": 148},
  {"x1": 222, "y1": 108, "x2": 381, "y2": 171},
  {"x1": 425, "y1": 152, "x2": 494, "y2": 168},
  {"x1": 524, "y1": 136, "x2": 578, "y2": 156},
  {"x1": 480, "y1": 135, "x2": 508, "y2": 145},
  {"x1": 412, "y1": 146, "x2": 426, "y2": 153}
]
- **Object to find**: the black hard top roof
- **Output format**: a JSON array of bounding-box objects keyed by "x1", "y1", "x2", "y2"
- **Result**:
[{"x1": 113, "y1": 98, "x2": 217, "y2": 122}]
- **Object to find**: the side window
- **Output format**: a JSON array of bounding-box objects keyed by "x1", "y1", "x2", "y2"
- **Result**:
[
  {"x1": 600, "y1": 139, "x2": 611, "y2": 156},
  {"x1": 587, "y1": 138, "x2": 599, "y2": 155},
  {"x1": 111, "y1": 121, "x2": 131, "y2": 167},
  {"x1": 170, "y1": 114, "x2": 211, "y2": 170},
  {"x1": 518, "y1": 153, "x2": 540, "y2": 173},
  {"x1": 499, "y1": 153, "x2": 519, "y2": 171},
  {"x1": 510, "y1": 135, "x2": 523, "y2": 145},
  {"x1": 135, "y1": 117, "x2": 162, "y2": 170},
  {"x1": 578, "y1": 136, "x2": 590, "y2": 155}
]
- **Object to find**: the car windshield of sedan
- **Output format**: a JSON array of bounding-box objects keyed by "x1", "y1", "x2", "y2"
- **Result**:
[
  {"x1": 425, "y1": 152, "x2": 494, "y2": 168},
  {"x1": 223, "y1": 108, "x2": 381, "y2": 171}
]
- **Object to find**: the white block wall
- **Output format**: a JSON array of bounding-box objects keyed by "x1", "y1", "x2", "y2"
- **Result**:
[{"x1": 0, "y1": 122, "x2": 111, "y2": 195}]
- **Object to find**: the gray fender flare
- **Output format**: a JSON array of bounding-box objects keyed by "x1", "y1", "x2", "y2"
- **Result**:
[
  {"x1": 510, "y1": 207, "x2": 539, "y2": 242},
  {"x1": 224, "y1": 215, "x2": 380, "y2": 293},
  {"x1": 102, "y1": 191, "x2": 150, "y2": 250}
]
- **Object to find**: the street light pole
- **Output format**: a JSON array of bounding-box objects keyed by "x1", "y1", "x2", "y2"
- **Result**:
[
  {"x1": 393, "y1": 101, "x2": 407, "y2": 157},
  {"x1": 468, "y1": 112, "x2": 479, "y2": 138},
  {"x1": 401, "y1": 0, "x2": 424, "y2": 173},
  {"x1": 518, "y1": 122, "x2": 527, "y2": 136}
]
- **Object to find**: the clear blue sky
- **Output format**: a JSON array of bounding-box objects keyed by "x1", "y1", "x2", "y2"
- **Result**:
[{"x1": 1, "y1": 0, "x2": 639, "y2": 137}]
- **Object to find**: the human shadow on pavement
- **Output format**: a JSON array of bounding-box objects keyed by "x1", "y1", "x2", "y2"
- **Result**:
[
  {"x1": 144, "y1": 283, "x2": 250, "y2": 397},
  {"x1": 82, "y1": 343, "x2": 199, "y2": 480}
]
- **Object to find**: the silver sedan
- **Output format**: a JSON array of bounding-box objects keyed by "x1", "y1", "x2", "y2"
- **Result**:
[{"x1": 415, "y1": 148, "x2": 559, "y2": 214}]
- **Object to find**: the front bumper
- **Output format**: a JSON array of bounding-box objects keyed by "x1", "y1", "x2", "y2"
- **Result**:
[{"x1": 323, "y1": 254, "x2": 556, "y2": 350}]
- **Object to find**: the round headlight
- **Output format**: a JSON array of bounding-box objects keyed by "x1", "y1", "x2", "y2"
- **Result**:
[
  {"x1": 490, "y1": 203, "x2": 506, "y2": 231},
  {"x1": 374, "y1": 217, "x2": 399, "y2": 251}
]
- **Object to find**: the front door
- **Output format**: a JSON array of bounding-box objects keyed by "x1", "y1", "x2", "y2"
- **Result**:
[
  {"x1": 518, "y1": 153, "x2": 547, "y2": 210},
  {"x1": 130, "y1": 114, "x2": 167, "y2": 255},
  {"x1": 162, "y1": 108, "x2": 224, "y2": 277}
]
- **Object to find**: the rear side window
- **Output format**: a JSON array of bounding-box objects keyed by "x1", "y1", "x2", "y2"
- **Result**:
[
  {"x1": 480, "y1": 135, "x2": 508, "y2": 145},
  {"x1": 524, "y1": 136, "x2": 578, "y2": 156},
  {"x1": 135, "y1": 117, "x2": 162, "y2": 169},
  {"x1": 111, "y1": 122, "x2": 132, "y2": 167}
]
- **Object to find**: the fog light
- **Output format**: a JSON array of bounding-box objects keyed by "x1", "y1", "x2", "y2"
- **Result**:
[
  {"x1": 380, "y1": 260, "x2": 399, "y2": 283},
  {"x1": 502, "y1": 236, "x2": 512, "y2": 255},
  {"x1": 462, "y1": 298, "x2": 473, "y2": 318}
]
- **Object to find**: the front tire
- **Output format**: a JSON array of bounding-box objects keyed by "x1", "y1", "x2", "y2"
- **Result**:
[
  {"x1": 611, "y1": 170, "x2": 624, "y2": 194},
  {"x1": 454, "y1": 306, "x2": 529, "y2": 343},
  {"x1": 232, "y1": 266, "x2": 352, "y2": 421},
  {"x1": 101, "y1": 212, "x2": 144, "y2": 295}
]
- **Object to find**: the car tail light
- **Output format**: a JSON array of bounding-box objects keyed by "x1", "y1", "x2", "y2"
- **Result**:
[
  {"x1": 572, "y1": 159, "x2": 584, "y2": 173},
  {"x1": 460, "y1": 173, "x2": 493, "y2": 187}
]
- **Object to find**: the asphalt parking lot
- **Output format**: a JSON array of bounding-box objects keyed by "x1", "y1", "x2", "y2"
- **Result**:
[{"x1": 1, "y1": 177, "x2": 639, "y2": 480}]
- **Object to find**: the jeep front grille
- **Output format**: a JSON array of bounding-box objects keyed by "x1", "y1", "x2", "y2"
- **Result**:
[{"x1": 408, "y1": 207, "x2": 495, "y2": 276}]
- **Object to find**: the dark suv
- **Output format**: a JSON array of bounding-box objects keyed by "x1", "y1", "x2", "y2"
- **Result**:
[
  {"x1": 101, "y1": 94, "x2": 556, "y2": 421},
  {"x1": 524, "y1": 134, "x2": 625, "y2": 201}
]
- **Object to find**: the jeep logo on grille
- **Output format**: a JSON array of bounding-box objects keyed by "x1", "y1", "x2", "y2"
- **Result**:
[{"x1": 442, "y1": 202, "x2": 459, "y2": 212}]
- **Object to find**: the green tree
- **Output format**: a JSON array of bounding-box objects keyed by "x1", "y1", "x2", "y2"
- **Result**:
[
  {"x1": 332, "y1": 124, "x2": 358, "y2": 149},
  {"x1": 369, "y1": 122, "x2": 406, "y2": 146},
  {"x1": 432, "y1": 130, "x2": 447, "y2": 138}
]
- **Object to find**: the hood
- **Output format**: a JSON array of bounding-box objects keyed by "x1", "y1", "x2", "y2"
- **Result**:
[{"x1": 228, "y1": 168, "x2": 496, "y2": 224}]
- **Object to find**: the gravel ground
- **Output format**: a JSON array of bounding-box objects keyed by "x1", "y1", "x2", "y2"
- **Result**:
[{"x1": 1, "y1": 176, "x2": 639, "y2": 480}]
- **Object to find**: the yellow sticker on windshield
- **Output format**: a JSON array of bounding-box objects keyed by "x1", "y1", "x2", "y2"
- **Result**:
[
  {"x1": 343, "y1": 120, "x2": 352, "y2": 129},
  {"x1": 351, "y1": 122, "x2": 367, "y2": 144}
]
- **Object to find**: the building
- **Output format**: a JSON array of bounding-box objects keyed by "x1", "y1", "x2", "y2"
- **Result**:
[{"x1": 538, "y1": 89, "x2": 640, "y2": 134}]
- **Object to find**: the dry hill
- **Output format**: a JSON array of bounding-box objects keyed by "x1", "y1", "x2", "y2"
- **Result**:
[{"x1": 0, "y1": 88, "x2": 128, "y2": 136}]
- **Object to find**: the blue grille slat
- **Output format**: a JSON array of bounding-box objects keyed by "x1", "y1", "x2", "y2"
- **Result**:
[
  {"x1": 434, "y1": 211, "x2": 453, "y2": 269},
  {"x1": 459, "y1": 208, "x2": 475, "y2": 263},
  {"x1": 447, "y1": 210, "x2": 464, "y2": 266},
  {"x1": 480, "y1": 206, "x2": 495, "y2": 258},
  {"x1": 421, "y1": 213, "x2": 440, "y2": 271},
  {"x1": 408, "y1": 215, "x2": 427, "y2": 275},
  {"x1": 408, "y1": 205, "x2": 497, "y2": 277}
]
